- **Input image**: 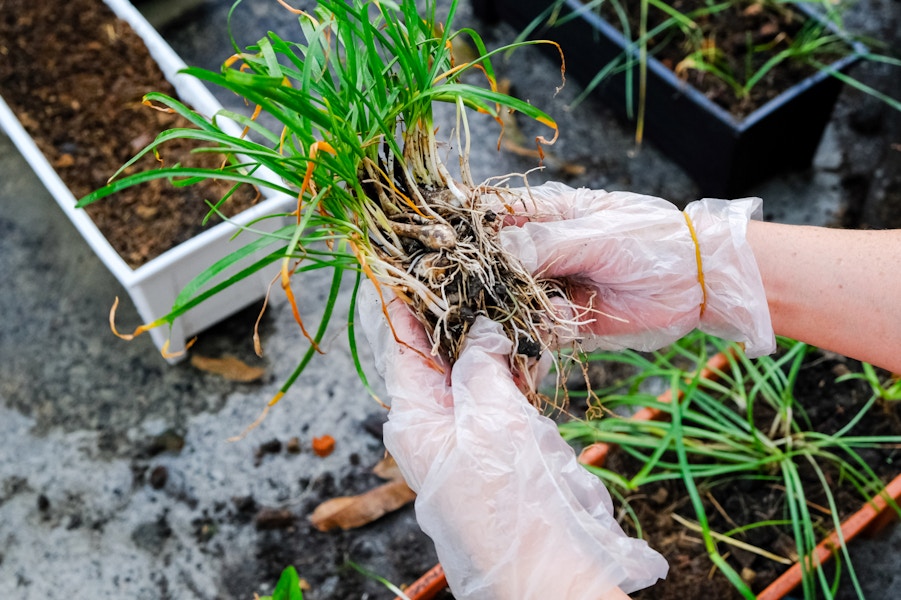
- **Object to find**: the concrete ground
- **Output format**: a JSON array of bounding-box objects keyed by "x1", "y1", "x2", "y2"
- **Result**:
[{"x1": 1, "y1": 0, "x2": 900, "y2": 598}]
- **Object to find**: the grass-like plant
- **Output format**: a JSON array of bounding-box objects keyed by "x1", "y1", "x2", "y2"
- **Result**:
[
  {"x1": 257, "y1": 565, "x2": 304, "y2": 600},
  {"x1": 257, "y1": 562, "x2": 411, "y2": 600},
  {"x1": 560, "y1": 333, "x2": 901, "y2": 599},
  {"x1": 78, "y1": 0, "x2": 569, "y2": 405},
  {"x1": 837, "y1": 361, "x2": 901, "y2": 402}
]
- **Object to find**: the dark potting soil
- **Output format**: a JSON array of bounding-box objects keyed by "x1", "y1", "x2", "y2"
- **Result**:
[
  {"x1": 0, "y1": 0, "x2": 259, "y2": 269},
  {"x1": 599, "y1": 0, "x2": 845, "y2": 118},
  {"x1": 601, "y1": 350, "x2": 901, "y2": 600}
]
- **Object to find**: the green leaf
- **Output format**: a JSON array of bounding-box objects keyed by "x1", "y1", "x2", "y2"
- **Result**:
[{"x1": 260, "y1": 565, "x2": 304, "y2": 600}]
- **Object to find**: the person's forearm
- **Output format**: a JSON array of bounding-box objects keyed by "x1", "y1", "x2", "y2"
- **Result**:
[{"x1": 746, "y1": 220, "x2": 901, "y2": 374}]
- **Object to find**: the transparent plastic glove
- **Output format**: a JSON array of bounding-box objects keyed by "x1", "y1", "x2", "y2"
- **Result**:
[
  {"x1": 360, "y1": 286, "x2": 668, "y2": 599},
  {"x1": 497, "y1": 181, "x2": 775, "y2": 356}
]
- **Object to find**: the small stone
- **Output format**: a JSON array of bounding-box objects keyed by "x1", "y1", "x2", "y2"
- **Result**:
[
  {"x1": 312, "y1": 435, "x2": 335, "y2": 458},
  {"x1": 230, "y1": 495, "x2": 258, "y2": 524},
  {"x1": 53, "y1": 154, "x2": 75, "y2": 168},
  {"x1": 259, "y1": 438, "x2": 282, "y2": 455},
  {"x1": 143, "y1": 429, "x2": 185, "y2": 457},
  {"x1": 832, "y1": 363, "x2": 852, "y2": 378},
  {"x1": 149, "y1": 466, "x2": 168, "y2": 490},
  {"x1": 361, "y1": 413, "x2": 386, "y2": 439},
  {"x1": 254, "y1": 438, "x2": 283, "y2": 466},
  {"x1": 286, "y1": 437, "x2": 301, "y2": 454},
  {"x1": 255, "y1": 507, "x2": 295, "y2": 530},
  {"x1": 37, "y1": 494, "x2": 50, "y2": 512},
  {"x1": 233, "y1": 495, "x2": 257, "y2": 514},
  {"x1": 741, "y1": 567, "x2": 757, "y2": 584},
  {"x1": 135, "y1": 205, "x2": 159, "y2": 220}
]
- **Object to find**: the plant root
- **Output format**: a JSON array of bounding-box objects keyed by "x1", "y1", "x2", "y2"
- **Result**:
[{"x1": 365, "y1": 172, "x2": 580, "y2": 405}]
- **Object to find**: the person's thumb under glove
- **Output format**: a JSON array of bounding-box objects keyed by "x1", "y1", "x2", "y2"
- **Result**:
[
  {"x1": 497, "y1": 182, "x2": 776, "y2": 356},
  {"x1": 359, "y1": 286, "x2": 667, "y2": 599}
]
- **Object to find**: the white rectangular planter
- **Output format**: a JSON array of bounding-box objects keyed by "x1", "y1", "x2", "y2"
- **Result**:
[{"x1": 0, "y1": 0, "x2": 294, "y2": 361}]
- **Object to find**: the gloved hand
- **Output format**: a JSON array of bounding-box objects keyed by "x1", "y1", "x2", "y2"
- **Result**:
[
  {"x1": 360, "y1": 286, "x2": 668, "y2": 599},
  {"x1": 496, "y1": 181, "x2": 775, "y2": 356}
]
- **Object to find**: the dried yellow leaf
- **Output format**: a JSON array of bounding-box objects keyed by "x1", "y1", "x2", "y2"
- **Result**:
[
  {"x1": 190, "y1": 354, "x2": 266, "y2": 382},
  {"x1": 309, "y1": 478, "x2": 415, "y2": 531}
]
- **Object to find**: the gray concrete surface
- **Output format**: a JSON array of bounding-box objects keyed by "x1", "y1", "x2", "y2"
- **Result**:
[{"x1": 2, "y1": 0, "x2": 900, "y2": 598}]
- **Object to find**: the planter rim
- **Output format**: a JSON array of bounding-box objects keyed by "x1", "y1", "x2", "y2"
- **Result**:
[{"x1": 560, "y1": 0, "x2": 868, "y2": 131}]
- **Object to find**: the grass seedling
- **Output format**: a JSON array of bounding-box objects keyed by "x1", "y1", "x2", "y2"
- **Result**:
[
  {"x1": 837, "y1": 362, "x2": 901, "y2": 402},
  {"x1": 256, "y1": 565, "x2": 304, "y2": 600},
  {"x1": 79, "y1": 0, "x2": 573, "y2": 406},
  {"x1": 345, "y1": 561, "x2": 411, "y2": 600},
  {"x1": 561, "y1": 334, "x2": 901, "y2": 599}
]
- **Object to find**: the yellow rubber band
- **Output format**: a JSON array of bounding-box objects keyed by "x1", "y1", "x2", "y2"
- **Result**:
[{"x1": 682, "y1": 211, "x2": 707, "y2": 318}]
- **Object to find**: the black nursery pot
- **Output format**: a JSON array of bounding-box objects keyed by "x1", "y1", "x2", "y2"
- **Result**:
[{"x1": 474, "y1": 0, "x2": 866, "y2": 197}]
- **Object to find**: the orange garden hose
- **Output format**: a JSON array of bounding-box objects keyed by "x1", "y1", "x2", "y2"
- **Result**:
[
  {"x1": 756, "y1": 473, "x2": 901, "y2": 600},
  {"x1": 394, "y1": 563, "x2": 448, "y2": 600}
]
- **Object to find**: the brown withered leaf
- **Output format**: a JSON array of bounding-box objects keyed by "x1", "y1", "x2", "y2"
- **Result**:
[
  {"x1": 371, "y1": 454, "x2": 403, "y2": 481},
  {"x1": 190, "y1": 354, "x2": 265, "y2": 382},
  {"x1": 309, "y1": 478, "x2": 415, "y2": 532},
  {"x1": 495, "y1": 79, "x2": 586, "y2": 177}
]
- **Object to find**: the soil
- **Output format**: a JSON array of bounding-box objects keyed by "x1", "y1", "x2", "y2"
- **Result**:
[
  {"x1": 595, "y1": 350, "x2": 901, "y2": 599},
  {"x1": 0, "y1": 0, "x2": 259, "y2": 268},
  {"x1": 597, "y1": 0, "x2": 845, "y2": 118}
]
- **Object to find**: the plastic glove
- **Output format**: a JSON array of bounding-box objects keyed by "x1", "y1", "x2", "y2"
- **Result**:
[
  {"x1": 496, "y1": 181, "x2": 775, "y2": 356},
  {"x1": 360, "y1": 286, "x2": 668, "y2": 599}
]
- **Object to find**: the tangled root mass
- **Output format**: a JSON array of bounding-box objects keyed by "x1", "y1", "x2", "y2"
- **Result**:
[{"x1": 369, "y1": 177, "x2": 571, "y2": 396}]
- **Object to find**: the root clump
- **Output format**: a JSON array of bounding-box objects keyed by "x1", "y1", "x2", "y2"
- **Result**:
[{"x1": 367, "y1": 172, "x2": 573, "y2": 400}]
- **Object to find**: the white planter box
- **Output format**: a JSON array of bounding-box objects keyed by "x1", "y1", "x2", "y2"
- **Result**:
[{"x1": 0, "y1": 0, "x2": 293, "y2": 361}]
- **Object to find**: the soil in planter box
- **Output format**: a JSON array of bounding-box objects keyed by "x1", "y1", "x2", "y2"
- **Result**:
[
  {"x1": 0, "y1": 0, "x2": 259, "y2": 268},
  {"x1": 603, "y1": 351, "x2": 901, "y2": 599},
  {"x1": 597, "y1": 0, "x2": 845, "y2": 118}
]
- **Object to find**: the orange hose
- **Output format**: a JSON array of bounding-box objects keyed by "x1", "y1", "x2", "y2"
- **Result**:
[
  {"x1": 757, "y1": 472, "x2": 901, "y2": 600},
  {"x1": 394, "y1": 563, "x2": 448, "y2": 600}
]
